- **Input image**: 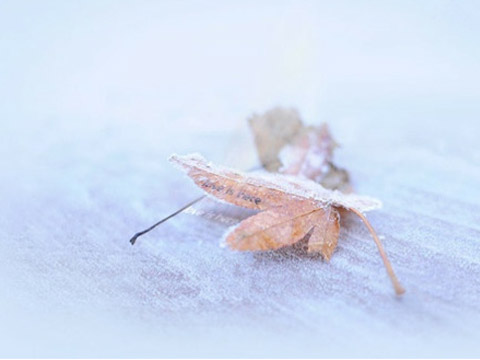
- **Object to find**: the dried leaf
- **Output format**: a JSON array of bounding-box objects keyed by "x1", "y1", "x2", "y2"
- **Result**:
[
  {"x1": 169, "y1": 153, "x2": 381, "y2": 213},
  {"x1": 279, "y1": 124, "x2": 352, "y2": 192},
  {"x1": 248, "y1": 107, "x2": 303, "y2": 171},
  {"x1": 248, "y1": 107, "x2": 351, "y2": 191},
  {"x1": 319, "y1": 163, "x2": 352, "y2": 193},
  {"x1": 279, "y1": 123, "x2": 336, "y2": 179},
  {"x1": 225, "y1": 200, "x2": 332, "y2": 251},
  {"x1": 170, "y1": 153, "x2": 405, "y2": 296},
  {"x1": 169, "y1": 154, "x2": 296, "y2": 210},
  {"x1": 306, "y1": 206, "x2": 340, "y2": 260}
]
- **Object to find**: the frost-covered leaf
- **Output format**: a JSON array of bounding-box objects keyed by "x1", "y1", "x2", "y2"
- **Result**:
[
  {"x1": 306, "y1": 206, "x2": 340, "y2": 260},
  {"x1": 319, "y1": 163, "x2": 352, "y2": 193},
  {"x1": 248, "y1": 107, "x2": 303, "y2": 171},
  {"x1": 169, "y1": 154, "x2": 295, "y2": 210},
  {"x1": 279, "y1": 124, "x2": 352, "y2": 192},
  {"x1": 169, "y1": 153, "x2": 381, "y2": 213},
  {"x1": 248, "y1": 107, "x2": 351, "y2": 191},
  {"x1": 225, "y1": 200, "x2": 333, "y2": 252},
  {"x1": 279, "y1": 123, "x2": 336, "y2": 180},
  {"x1": 170, "y1": 153, "x2": 405, "y2": 295}
]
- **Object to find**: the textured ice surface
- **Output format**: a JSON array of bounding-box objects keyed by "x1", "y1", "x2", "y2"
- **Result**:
[{"x1": 1, "y1": 0, "x2": 480, "y2": 358}]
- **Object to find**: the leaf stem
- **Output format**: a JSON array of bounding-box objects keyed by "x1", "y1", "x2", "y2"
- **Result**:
[
  {"x1": 129, "y1": 195, "x2": 206, "y2": 245},
  {"x1": 349, "y1": 208, "x2": 405, "y2": 296}
]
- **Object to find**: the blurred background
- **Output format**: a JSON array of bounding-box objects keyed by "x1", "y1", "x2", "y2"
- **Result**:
[{"x1": 1, "y1": 0, "x2": 479, "y2": 358}]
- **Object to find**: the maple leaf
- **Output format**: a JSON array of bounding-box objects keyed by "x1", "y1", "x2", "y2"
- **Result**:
[
  {"x1": 170, "y1": 153, "x2": 405, "y2": 295},
  {"x1": 225, "y1": 200, "x2": 340, "y2": 261}
]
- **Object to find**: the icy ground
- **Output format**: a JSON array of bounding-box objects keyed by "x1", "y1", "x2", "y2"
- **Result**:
[{"x1": 1, "y1": 1, "x2": 480, "y2": 358}]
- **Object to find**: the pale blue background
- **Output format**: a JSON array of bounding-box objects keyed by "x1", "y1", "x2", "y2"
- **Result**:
[{"x1": 1, "y1": 1, "x2": 479, "y2": 358}]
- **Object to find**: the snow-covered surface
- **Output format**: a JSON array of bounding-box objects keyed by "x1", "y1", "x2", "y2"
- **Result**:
[{"x1": 1, "y1": 1, "x2": 480, "y2": 358}]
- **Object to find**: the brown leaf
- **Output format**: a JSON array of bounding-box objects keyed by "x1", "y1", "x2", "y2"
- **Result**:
[
  {"x1": 248, "y1": 107, "x2": 303, "y2": 171},
  {"x1": 279, "y1": 123, "x2": 336, "y2": 179},
  {"x1": 170, "y1": 153, "x2": 381, "y2": 213},
  {"x1": 170, "y1": 153, "x2": 405, "y2": 295},
  {"x1": 225, "y1": 200, "x2": 331, "y2": 251},
  {"x1": 169, "y1": 153, "x2": 297, "y2": 210},
  {"x1": 319, "y1": 163, "x2": 352, "y2": 193},
  {"x1": 306, "y1": 206, "x2": 340, "y2": 260},
  {"x1": 248, "y1": 107, "x2": 351, "y2": 191}
]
